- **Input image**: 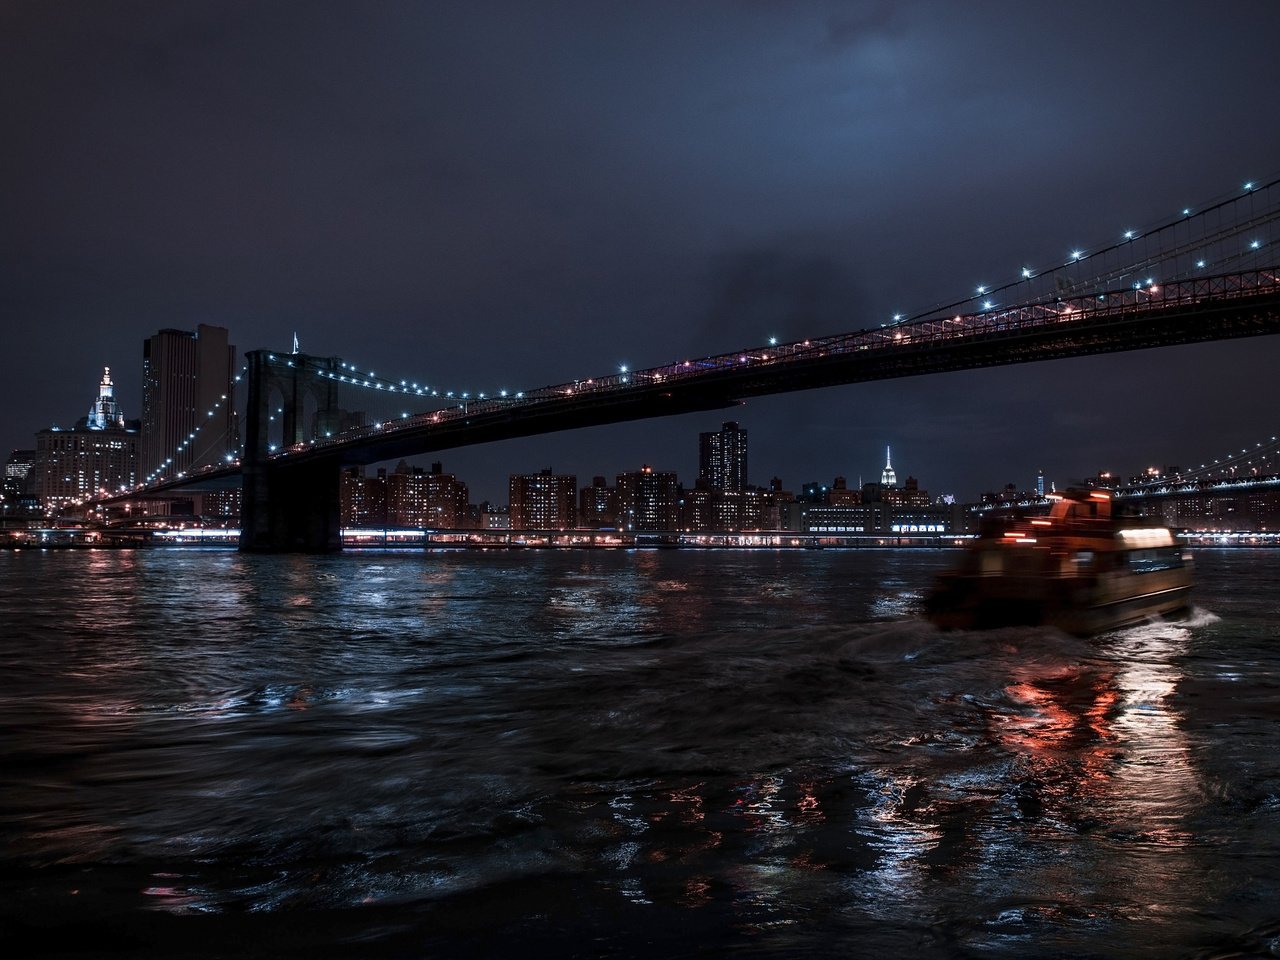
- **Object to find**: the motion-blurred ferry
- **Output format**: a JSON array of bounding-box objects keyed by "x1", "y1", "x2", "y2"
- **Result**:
[{"x1": 925, "y1": 488, "x2": 1192, "y2": 635}]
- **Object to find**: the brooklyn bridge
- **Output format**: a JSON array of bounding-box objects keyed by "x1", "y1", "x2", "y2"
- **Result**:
[{"x1": 98, "y1": 177, "x2": 1280, "y2": 550}]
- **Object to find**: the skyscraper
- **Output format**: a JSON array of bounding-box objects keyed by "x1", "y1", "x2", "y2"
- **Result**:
[
  {"x1": 141, "y1": 324, "x2": 238, "y2": 481},
  {"x1": 616, "y1": 465, "x2": 679, "y2": 531},
  {"x1": 881, "y1": 446, "x2": 897, "y2": 487},
  {"x1": 34, "y1": 367, "x2": 140, "y2": 508},
  {"x1": 699, "y1": 421, "x2": 748, "y2": 492}
]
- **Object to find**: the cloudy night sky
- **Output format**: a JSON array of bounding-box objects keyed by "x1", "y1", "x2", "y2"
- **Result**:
[{"x1": 4, "y1": 0, "x2": 1280, "y2": 504}]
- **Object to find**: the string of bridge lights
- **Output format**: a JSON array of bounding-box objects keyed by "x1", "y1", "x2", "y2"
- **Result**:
[
  {"x1": 140, "y1": 364, "x2": 248, "y2": 486},
  {"x1": 246, "y1": 175, "x2": 1280, "y2": 461},
  {"x1": 884, "y1": 176, "x2": 1277, "y2": 329},
  {"x1": 1130, "y1": 434, "x2": 1280, "y2": 487},
  {"x1": 287, "y1": 175, "x2": 1280, "y2": 408},
  {"x1": 95, "y1": 172, "x2": 1279, "y2": 501}
]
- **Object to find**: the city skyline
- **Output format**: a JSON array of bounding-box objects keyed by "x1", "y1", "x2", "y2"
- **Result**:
[
  {"x1": 17, "y1": 351, "x2": 1277, "y2": 516},
  {"x1": 4, "y1": 3, "x2": 1280, "y2": 506}
]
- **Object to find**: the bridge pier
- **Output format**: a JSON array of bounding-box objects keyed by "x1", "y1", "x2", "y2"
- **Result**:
[
  {"x1": 240, "y1": 459, "x2": 343, "y2": 552},
  {"x1": 238, "y1": 349, "x2": 344, "y2": 552}
]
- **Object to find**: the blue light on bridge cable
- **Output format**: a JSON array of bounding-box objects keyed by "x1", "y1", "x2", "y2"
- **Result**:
[{"x1": 1021, "y1": 267, "x2": 1033, "y2": 278}]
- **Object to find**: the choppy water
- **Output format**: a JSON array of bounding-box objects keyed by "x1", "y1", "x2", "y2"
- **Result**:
[{"x1": 2, "y1": 547, "x2": 1278, "y2": 958}]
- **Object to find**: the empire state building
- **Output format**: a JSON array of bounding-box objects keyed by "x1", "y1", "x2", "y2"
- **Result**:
[{"x1": 881, "y1": 446, "x2": 897, "y2": 487}]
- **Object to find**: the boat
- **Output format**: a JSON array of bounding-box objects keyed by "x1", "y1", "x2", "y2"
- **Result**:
[{"x1": 924, "y1": 488, "x2": 1193, "y2": 635}]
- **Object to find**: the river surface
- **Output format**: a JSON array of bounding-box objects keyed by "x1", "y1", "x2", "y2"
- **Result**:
[{"x1": 2, "y1": 547, "x2": 1278, "y2": 959}]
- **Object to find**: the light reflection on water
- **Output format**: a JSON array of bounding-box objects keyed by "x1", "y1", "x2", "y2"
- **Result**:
[{"x1": 1, "y1": 547, "x2": 1278, "y2": 957}]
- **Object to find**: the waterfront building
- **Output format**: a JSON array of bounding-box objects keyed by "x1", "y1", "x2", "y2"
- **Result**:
[
  {"x1": 2, "y1": 450, "x2": 40, "y2": 519},
  {"x1": 34, "y1": 367, "x2": 140, "y2": 509},
  {"x1": 617, "y1": 465, "x2": 679, "y2": 531},
  {"x1": 340, "y1": 467, "x2": 371, "y2": 526},
  {"x1": 797, "y1": 501, "x2": 961, "y2": 537},
  {"x1": 346, "y1": 467, "x2": 390, "y2": 526},
  {"x1": 386, "y1": 461, "x2": 470, "y2": 528},
  {"x1": 680, "y1": 486, "x2": 715, "y2": 531},
  {"x1": 579, "y1": 476, "x2": 619, "y2": 529},
  {"x1": 827, "y1": 476, "x2": 861, "y2": 506},
  {"x1": 4, "y1": 449, "x2": 35, "y2": 495},
  {"x1": 699, "y1": 421, "x2": 748, "y2": 492},
  {"x1": 479, "y1": 503, "x2": 510, "y2": 530},
  {"x1": 680, "y1": 486, "x2": 774, "y2": 533},
  {"x1": 202, "y1": 488, "x2": 242, "y2": 523},
  {"x1": 509, "y1": 470, "x2": 577, "y2": 529},
  {"x1": 882, "y1": 476, "x2": 931, "y2": 508},
  {"x1": 1144, "y1": 485, "x2": 1280, "y2": 532},
  {"x1": 799, "y1": 481, "x2": 831, "y2": 504},
  {"x1": 141, "y1": 324, "x2": 238, "y2": 482}
]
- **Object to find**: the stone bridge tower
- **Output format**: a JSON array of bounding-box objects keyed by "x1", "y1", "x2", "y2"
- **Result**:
[{"x1": 239, "y1": 350, "x2": 349, "y2": 551}]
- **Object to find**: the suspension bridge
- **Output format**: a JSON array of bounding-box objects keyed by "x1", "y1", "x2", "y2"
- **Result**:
[{"x1": 99, "y1": 177, "x2": 1280, "y2": 550}]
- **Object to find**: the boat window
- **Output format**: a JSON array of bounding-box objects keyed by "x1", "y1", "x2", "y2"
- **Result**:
[{"x1": 1128, "y1": 547, "x2": 1184, "y2": 574}]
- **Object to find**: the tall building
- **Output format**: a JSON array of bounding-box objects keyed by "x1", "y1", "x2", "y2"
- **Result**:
[
  {"x1": 882, "y1": 475, "x2": 931, "y2": 507},
  {"x1": 34, "y1": 367, "x2": 140, "y2": 508},
  {"x1": 4, "y1": 449, "x2": 35, "y2": 494},
  {"x1": 617, "y1": 465, "x2": 679, "y2": 531},
  {"x1": 141, "y1": 324, "x2": 238, "y2": 481},
  {"x1": 386, "y1": 461, "x2": 470, "y2": 528},
  {"x1": 340, "y1": 466, "x2": 389, "y2": 527},
  {"x1": 3, "y1": 450, "x2": 39, "y2": 517},
  {"x1": 881, "y1": 446, "x2": 897, "y2": 487},
  {"x1": 509, "y1": 470, "x2": 577, "y2": 529},
  {"x1": 699, "y1": 421, "x2": 748, "y2": 492},
  {"x1": 579, "y1": 476, "x2": 619, "y2": 529}
]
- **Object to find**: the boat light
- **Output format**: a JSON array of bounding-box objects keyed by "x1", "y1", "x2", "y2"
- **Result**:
[{"x1": 1117, "y1": 528, "x2": 1173, "y2": 547}]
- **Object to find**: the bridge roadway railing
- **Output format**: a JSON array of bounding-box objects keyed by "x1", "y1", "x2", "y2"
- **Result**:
[{"x1": 276, "y1": 267, "x2": 1279, "y2": 463}]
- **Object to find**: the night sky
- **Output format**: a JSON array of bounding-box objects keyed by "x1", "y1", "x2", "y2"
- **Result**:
[{"x1": 5, "y1": 1, "x2": 1280, "y2": 504}]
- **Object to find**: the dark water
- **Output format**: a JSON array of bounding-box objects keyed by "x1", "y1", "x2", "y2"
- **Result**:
[{"x1": 2, "y1": 547, "x2": 1278, "y2": 959}]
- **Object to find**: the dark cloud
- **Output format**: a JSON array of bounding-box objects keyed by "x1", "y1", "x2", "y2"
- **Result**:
[
  {"x1": 823, "y1": 3, "x2": 902, "y2": 52},
  {"x1": 701, "y1": 248, "x2": 867, "y2": 346}
]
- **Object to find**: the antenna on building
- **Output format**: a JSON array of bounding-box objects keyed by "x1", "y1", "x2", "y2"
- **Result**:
[{"x1": 292, "y1": 333, "x2": 300, "y2": 354}]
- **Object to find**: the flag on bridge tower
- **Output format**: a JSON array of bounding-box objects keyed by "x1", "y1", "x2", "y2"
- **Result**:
[{"x1": 292, "y1": 332, "x2": 300, "y2": 354}]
